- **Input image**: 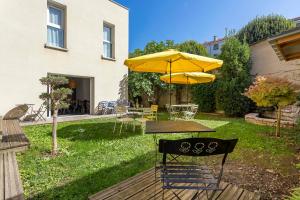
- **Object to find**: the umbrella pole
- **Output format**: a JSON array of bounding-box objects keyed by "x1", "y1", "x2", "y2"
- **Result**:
[
  {"x1": 186, "y1": 77, "x2": 188, "y2": 103},
  {"x1": 169, "y1": 61, "x2": 172, "y2": 119}
]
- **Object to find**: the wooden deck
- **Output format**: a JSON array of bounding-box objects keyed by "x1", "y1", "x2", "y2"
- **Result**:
[{"x1": 89, "y1": 168, "x2": 260, "y2": 200}]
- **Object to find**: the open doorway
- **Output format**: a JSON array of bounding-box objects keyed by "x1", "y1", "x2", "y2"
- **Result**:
[{"x1": 46, "y1": 74, "x2": 94, "y2": 117}]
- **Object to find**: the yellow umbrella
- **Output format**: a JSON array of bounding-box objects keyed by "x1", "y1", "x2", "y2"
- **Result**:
[
  {"x1": 160, "y1": 72, "x2": 216, "y2": 103},
  {"x1": 124, "y1": 49, "x2": 223, "y2": 106},
  {"x1": 124, "y1": 49, "x2": 223, "y2": 73},
  {"x1": 160, "y1": 72, "x2": 215, "y2": 84}
]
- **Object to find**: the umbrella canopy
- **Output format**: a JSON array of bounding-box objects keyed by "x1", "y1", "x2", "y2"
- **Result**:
[
  {"x1": 124, "y1": 49, "x2": 223, "y2": 73},
  {"x1": 160, "y1": 72, "x2": 216, "y2": 85}
]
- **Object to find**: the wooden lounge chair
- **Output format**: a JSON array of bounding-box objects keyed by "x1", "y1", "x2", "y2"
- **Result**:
[{"x1": 2, "y1": 104, "x2": 28, "y2": 120}]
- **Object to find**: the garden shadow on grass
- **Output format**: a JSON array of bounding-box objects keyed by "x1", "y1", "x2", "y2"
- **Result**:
[
  {"x1": 28, "y1": 151, "x2": 156, "y2": 200},
  {"x1": 57, "y1": 121, "x2": 142, "y2": 141}
]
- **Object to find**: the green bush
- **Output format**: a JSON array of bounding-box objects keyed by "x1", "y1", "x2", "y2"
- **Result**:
[
  {"x1": 192, "y1": 81, "x2": 218, "y2": 113},
  {"x1": 217, "y1": 78, "x2": 253, "y2": 116},
  {"x1": 237, "y1": 14, "x2": 296, "y2": 44},
  {"x1": 218, "y1": 37, "x2": 253, "y2": 117}
]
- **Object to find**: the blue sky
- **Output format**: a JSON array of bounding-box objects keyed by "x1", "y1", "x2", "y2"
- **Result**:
[{"x1": 115, "y1": 0, "x2": 300, "y2": 52}]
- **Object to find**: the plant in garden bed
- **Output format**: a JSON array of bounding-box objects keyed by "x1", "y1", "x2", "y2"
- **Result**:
[
  {"x1": 39, "y1": 75, "x2": 72, "y2": 156},
  {"x1": 244, "y1": 76, "x2": 298, "y2": 137}
]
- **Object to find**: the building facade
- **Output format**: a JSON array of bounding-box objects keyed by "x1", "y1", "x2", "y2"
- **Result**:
[
  {"x1": 203, "y1": 36, "x2": 225, "y2": 57},
  {"x1": 0, "y1": 0, "x2": 129, "y2": 116}
]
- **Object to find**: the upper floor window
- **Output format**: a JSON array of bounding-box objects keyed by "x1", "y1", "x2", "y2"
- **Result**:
[
  {"x1": 103, "y1": 24, "x2": 114, "y2": 59},
  {"x1": 47, "y1": 5, "x2": 65, "y2": 48},
  {"x1": 213, "y1": 43, "x2": 219, "y2": 50}
]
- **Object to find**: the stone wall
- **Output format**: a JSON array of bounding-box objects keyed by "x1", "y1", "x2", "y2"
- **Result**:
[
  {"x1": 245, "y1": 113, "x2": 296, "y2": 128},
  {"x1": 262, "y1": 105, "x2": 300, "y2": 123}
]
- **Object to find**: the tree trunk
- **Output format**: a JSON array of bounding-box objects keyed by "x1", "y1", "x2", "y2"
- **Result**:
[
  {"x1": 275, "y1": 106, "x2": 282, "y2": 137},
  {"x1": 52, "y1": 109, "x2": 58, "y2": 155}
]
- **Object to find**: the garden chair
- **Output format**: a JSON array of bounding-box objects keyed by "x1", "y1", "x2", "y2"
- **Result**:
[
  {"x1": 97, "y1": 101, "x2": 108, "y2": 115},
  {"x1": 107, "y1": 101, "x2": 117, "y2": 114},
  {"x1": 166, "y1": 104, "x2": 180, "y2": 120},
  {"x1": 159, "y1": 137, "x2": 238, "y2": 200},
  {"x1": 183, "y1": 105, "x2": 199, "y2": 120},
  {"x1": 143, "y1": 105, "x2": 158, "y2": 121},
  {"x1": 23, "y1": 103, "x2": 47, "y2": 122},
  {"x1": 3, "y1": 104, "x2": 29, "y2": 120},
  {"x1": 113, "y1": 106, "x2": 135, "y2": 134}
]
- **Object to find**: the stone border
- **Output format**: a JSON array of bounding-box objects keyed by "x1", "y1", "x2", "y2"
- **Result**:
[{"x1": 245, "y1": 113, "x2": 295, "y2": 128}]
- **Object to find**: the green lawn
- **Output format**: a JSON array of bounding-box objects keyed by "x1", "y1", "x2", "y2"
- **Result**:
[{"x1": 18, "y1": 113, "x2": 299, "y2": 199}]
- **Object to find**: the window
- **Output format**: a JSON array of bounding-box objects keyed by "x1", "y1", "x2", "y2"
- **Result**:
[
  {"x1": 103, "y1": 24, "x2": 114, "y2": 59},
  {"x1": 213, "y1": 43, "x2": 219, "y2": 50},
  {"x1": 47, "y1": 5, "x2": 65, "y2": 48}
]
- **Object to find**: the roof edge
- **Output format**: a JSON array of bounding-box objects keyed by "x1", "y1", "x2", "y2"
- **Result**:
[{"x1": 109, "y1": 0, "x2": 128, "y2": 10}]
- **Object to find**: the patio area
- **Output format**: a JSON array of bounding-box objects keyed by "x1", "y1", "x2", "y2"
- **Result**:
[
  {"x1": 16, "y1": 113, "x2": 299, "y2": 199},
  {"x1": 89, "y1": 168, "x2": 260, "y2": 200}
]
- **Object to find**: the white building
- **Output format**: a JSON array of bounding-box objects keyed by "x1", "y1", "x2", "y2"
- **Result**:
[
  {"x1": 0, "y1": 0, "x2": 129, "y2": 116},
  {"x1": 203, "y1": 36, "x2": 225, "y2": 57}
]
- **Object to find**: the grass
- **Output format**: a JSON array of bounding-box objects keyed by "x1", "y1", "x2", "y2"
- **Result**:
[{"x1": 18, "y1": 113, "x2": 299, "y2": 199}]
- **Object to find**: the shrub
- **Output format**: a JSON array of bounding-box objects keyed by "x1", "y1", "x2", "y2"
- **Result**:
[
  {"x1": 237, "y1": 14, "x2": 296, "y2": 44},
  {"x1": 192, "y1": 81, "x2": 218, "y2": 113},
  {"x1": 244, "y1": 76, "x2": 298, "y2": 137},
  {"x1": 217, "y1": 37, "x2": 253, "y2": 117}
]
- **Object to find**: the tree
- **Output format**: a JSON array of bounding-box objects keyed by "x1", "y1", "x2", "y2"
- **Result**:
[
  {"x1": 237, "y1": 14, "x2": 296, "y2": 44},
  {"x1": 217, "y1": 37, "x2": 253, "y2": 116},
  {"x1": 178, "y1": 40, "x2": 208, "y2": 56},
  {"x1": 39, "y1": 75, "x2": 72, "y2": 155},
  {"x1": 244, "y1": 76, "x2": 298, "y2": 137}
]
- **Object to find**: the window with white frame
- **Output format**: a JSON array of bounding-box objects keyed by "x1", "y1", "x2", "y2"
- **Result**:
[
  {"x1": 47, "y1": 5, "x2": 65, "y2": 48},
  {"x1": 103, "y1": 24, "x2": 114, "y2": 59},
  {"x1": 213, "y1": 43, "x2": 219, "y2": 50}
]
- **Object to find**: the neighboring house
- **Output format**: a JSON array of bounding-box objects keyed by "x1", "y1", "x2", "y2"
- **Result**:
[
  {"x1": 0, "y1": 0, "x2": 129, "y2": 116},
  {"x1": 203, "y1": 36, "x2": 225, "y2": 57},
  {"x1": 292, "y1": 17, "x2": 300, "y2": 27},
  {"x1": 250, "y1": 27, "x2": 300, "y2": 84}
]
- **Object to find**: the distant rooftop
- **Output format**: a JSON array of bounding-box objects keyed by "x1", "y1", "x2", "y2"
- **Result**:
[
  {"x1": 292, "y1": 17, "x2": 300, "y2": 26},
  {"x1": 203, "y1": 36, "x2": 225, "y2": 46}
]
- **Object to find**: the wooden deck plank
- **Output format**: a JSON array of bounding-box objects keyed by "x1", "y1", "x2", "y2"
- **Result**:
[
  {"x1": 89, "y1": 168, "x2": 260, "y2": 200},
  {"x1": 106, "y1": 173, "x2": 156, "y2": 200},
  {"x1": 0, "y1": 154, "x2": 4, "y2": 200},
  {"x1": 3, "y1": 152, "x2": 24, "y2": 200},
  {"x1": 89, "y1": 168, "x2": 154, "y2": 200},
  {"x1": 0, "y1": 120, "x2": 29, "y2": 152}
]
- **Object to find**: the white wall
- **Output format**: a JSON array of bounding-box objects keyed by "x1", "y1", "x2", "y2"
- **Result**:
[
  {"x1": 0, "y1": 0, "x2": 129, "y2": 115},
  {"x1": 250, "y1": 40, "x2": 300, "y2": 84}
]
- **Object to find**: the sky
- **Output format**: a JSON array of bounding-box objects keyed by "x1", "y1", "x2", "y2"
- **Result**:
[{"x1": 114, "y1": 0, "x2": 300, "y2": 52}]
